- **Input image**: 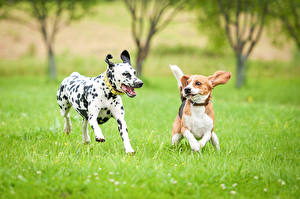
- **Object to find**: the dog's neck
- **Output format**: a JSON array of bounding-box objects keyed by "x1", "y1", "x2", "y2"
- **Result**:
[
  {"x1": 104, "y1": 70, "x2": 124, "y2": 95},
  {"x1": 189, "y1": 93, "x2": 211, "y2": 107}
]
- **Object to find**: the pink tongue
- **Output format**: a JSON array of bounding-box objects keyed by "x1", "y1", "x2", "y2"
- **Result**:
[
  {"x1": 129, "y1": 88, "x2": 136, "y2": 95},
  {"x1": 122, "y1": 85, "x2": 136, "y2": 95}
]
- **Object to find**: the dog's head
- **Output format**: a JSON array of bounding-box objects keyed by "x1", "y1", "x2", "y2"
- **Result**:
[
  {"x1": 105, "y1": 50, "x2": 143, "y2": 97},
  {"x1": 181, "y1": 71, "x2": 231, "y2": 103}
]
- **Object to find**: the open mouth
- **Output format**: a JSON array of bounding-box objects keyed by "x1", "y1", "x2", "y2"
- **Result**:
[
  {"x1": 190, "y1": 93, "x2": 210, "y2": 103},
  {"x1": 121, "y1": 84, "x2": 136, "y2": 98},
  {"x1": 184, "y1": 93, "x2": 198, "y2": 97}
]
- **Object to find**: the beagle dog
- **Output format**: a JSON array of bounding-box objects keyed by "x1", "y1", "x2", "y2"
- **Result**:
[{"x1": 170, "y1": 65, "x2": 231, "y2": 151}]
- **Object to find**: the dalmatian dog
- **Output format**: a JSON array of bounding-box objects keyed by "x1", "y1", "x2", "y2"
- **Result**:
[{"x1": 56, "y1": 50, "x2": 143, "y2": 154}]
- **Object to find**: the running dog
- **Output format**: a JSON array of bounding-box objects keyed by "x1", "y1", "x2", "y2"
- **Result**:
[
  {"x1": 57, "y1": 50, "x2": 143, "y2": 154},
  {"x1": 170, "y1": 65, "x2": 231, "y2": 151}
]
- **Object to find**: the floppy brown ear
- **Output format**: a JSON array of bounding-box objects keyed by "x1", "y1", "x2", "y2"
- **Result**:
[
  {"x1": 181, "y1": 75, "x2": 190, "y2": 88},
  {"x1": 208, "y1": 71, "x2": 231, "y2": 87}
]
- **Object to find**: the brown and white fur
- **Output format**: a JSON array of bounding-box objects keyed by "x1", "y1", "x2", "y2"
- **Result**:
[{"x1": 170, "y1": 65, "x2": 231, "y2": 151}]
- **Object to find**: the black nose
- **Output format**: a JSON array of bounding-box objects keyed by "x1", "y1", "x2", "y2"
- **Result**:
[
  {"x1": 184, "y1": 87, "x2": 191, "y2": 94},
  {"x1": 134, "y1": 81, "x2": 143, "y2": 88}
]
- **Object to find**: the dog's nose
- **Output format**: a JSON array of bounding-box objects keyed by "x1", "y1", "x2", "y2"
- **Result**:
[
  {"x1": 134, "y1": 81, "x2": 143, "y2": 88},
  {"x1": 184, "y1": 87, "x2": 191, "y2": 94}
]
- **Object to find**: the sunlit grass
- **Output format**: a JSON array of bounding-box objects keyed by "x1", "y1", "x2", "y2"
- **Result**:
[
  {"x1": 0, "y1": 76, "x2": 299, "y2": 198},
  {"x1": 0, "y1": 1, "x2": 299, "y2": 198}
]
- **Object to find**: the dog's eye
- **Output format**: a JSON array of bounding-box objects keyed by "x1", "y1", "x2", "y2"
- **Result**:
[
  {"x1": 134, "y1": 71, "x2": 136, "y2": 75},
  {"x1": 195, "y1": 81, "x2": 201, "y2": 86},
  {"x1": 122, "y1": 72, "x2": 131, "y2": 78}
]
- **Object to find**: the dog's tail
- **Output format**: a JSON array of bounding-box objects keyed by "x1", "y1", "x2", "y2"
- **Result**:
[
  {"x1": 169, "y1": 65, "x2": 184, "y2": 87},
  {"x1": 70, "y1": 72, "x2": 80, "y2": 77},
  {"x1": 170, "y1": 65, "x2": 186, "y2": 101}
]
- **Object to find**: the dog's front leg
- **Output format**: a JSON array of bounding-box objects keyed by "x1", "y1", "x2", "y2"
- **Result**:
[
  {"x1": 211, "y1": 132, "x2": 220, "y2": 150},
  {"x1": 87, "y1": 107, "x2": 105, "y2": 142},
  {"x1": 198, "y1": 132, "x2": 212, "y2": 148},
  {"x1": 182, "y1": 128, "x2": 200, "y2": 152},
  {"x1": 116, "y1": 117, "x2": 135, "y2": 154},
  {"x1": 111, "y1": 104, "x2": 134, "y2": 154},
  {"x1": 82, "y1": 119, "x2": 91, "y2": 144}
]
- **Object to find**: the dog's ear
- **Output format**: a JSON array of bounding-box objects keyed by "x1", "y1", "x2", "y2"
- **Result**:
[
  {"x1": 120, "y1": 50, "x2": 131, "y2": 64},
  {"x1": 181, "y1": 75, "x2": 191, "y2": 88},
  {"x1": 208, "y1": 71, "x2": 231, "y2": 87},
  {"x1": 105, "y1": 54, "x2": 114, "y2": 69}
]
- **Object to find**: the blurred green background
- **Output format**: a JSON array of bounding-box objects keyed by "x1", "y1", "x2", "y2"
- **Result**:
[
  {"x1": 0, "y1": 0, "x2": 299, "y2": 198},
  {"x1": 0, "y1": 0, "x2": 299, "y2": 80}
]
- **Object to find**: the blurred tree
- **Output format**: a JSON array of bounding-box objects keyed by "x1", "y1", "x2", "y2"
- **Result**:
[
  {"x1": 195, "y1": 1, "x2": 228, "y2": 55},
  {"x1": 123, "y1": 0, "x2": 185, "y2": 76},
  {"x1": 0, "y1": 0, "x2": 12, "y2": 19},
  {"x1": 195, "y1": 0, "x2": 268, "y2": 88},
  {"x1": 0, "y1": 0, "x2": 5, "y2": 18},
  {"x1": 269, "y1": 0, "x2": 300, "y2": 50},
  {"x1": 6, "y1": 0, "x2": 95, "y2": 79},
  {"x1": 218, "y1": 0, "x2": 268, "y2": 88}
]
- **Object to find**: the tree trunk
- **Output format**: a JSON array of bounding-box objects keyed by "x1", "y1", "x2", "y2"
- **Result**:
[
  {"x1": 136, "y1": 46, "x2": 149, "y2": 77},
  {"x1": 136, "y1": 59, "x2": 143, "y2": 77},
  {"x1": 136, "y1": 48, "x2": 143, "y2": 76},
  {"x1": 236, "y1": 54, "x2": 247, "y2": 88},
  {"x1": 48, "y1": 46, "x2": 56, "y2": 80}
]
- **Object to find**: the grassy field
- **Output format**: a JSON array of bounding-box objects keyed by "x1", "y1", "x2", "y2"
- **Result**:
[
  {"x1": 0, "y1": 73, "x2": 299, "y2": 198},
  {"x1": 0, "y1": 1, "x2": 300, "y2": 198}
]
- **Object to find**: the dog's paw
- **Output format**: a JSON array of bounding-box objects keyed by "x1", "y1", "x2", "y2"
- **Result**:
[
  {"x1": 125, "y1": 149, "x2": 135, "y2": 155},
  {"x1": 190, "y1": 141, "x2": 200, "y2": 152},
  {"x1": 199, "y1": 141, "x2": 206, "y2": 149},
  {"x1": 64, "y1": 126, "x2": 72, "y2": 134},
  {"x1": 192, "y1": 147, "x2": 200, "y2": 152},
  {"x1": 95, "y1": 137, "x2": 106, "y2": 142},
  {"x1": 125, "y1": 146, "x2": 135, "y2": 154},
  {"x1": 172, "y1": 134, "x2": 182, "y2": 146},
  {"x1": 126, "y1": 151, "x2": 136, "y2": 156},
  {"x1": 83, "y1": 137, "x2": 91, "y2": 144}
]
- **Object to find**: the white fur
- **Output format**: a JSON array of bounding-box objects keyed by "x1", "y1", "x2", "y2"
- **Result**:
[
  {"x1": 82, "y1": 119, "x2": 91, "y2": 144},
  {"x1": 109, "y1": 104, "x2": 135, "y2": 153},
  {"x1": 184, "y1": 105, "x2": 213, "y2": 139},
  {"x1": 182, "y1": 104, "x2": 214, "y2": 150},
  {"x1": 172, "y1": 133, "x2": 183, "y2": 146},
  {"x1": 170, "y1": 64, "x2": 221, "y2": 151},
  {"x1": 57, "y1": 53, "x2": 142, "y2": 154},
  {"x1": 87, "y1": 93, "x2": 135, "y2": 153},
  {"x1": 184, "y1": 130, "x2": 200, "y2": 151},
  {"x1": 169, "y1": 65, "x2": 184, "y2": 87},
  {"x1": 191, "y1": 93, "x2": 210, "y2": 104},
  {"x1": 211, "y1": 132, "x2": 220, "y2": 150},
  {"x1": 113, "y1": 63, "x2": 141, "y2": 91},
  {"x1": 183, "y1": 80, "x2": 210, "y2": 103},
  {"x1": 61, "y1": 109, "x2": 71, "y2": 134}
]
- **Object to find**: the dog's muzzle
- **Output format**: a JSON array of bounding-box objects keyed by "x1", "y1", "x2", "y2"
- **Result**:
[
  {"x1": 133, "y1": 80, "x2": 143, "y2": 88},
  {"x1": 184, "y1": 87, "x2": 191, "y2": 94}
]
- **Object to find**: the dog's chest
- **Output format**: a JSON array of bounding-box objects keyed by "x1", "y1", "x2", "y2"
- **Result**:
[
  {"x1": 184, "y1": 106, "x2": 213, "y2": 139},
  {"x1": 97, "y1": 108, "x2": 112, "y2": 124}
]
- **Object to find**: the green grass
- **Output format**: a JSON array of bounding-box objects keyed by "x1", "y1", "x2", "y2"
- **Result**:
[
  {"x1": 0, "y1": 75, "x2": 299, "y2": 198},
  {"x1": 0, "y1": 1, "x2": 299, "y2": 198}
]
